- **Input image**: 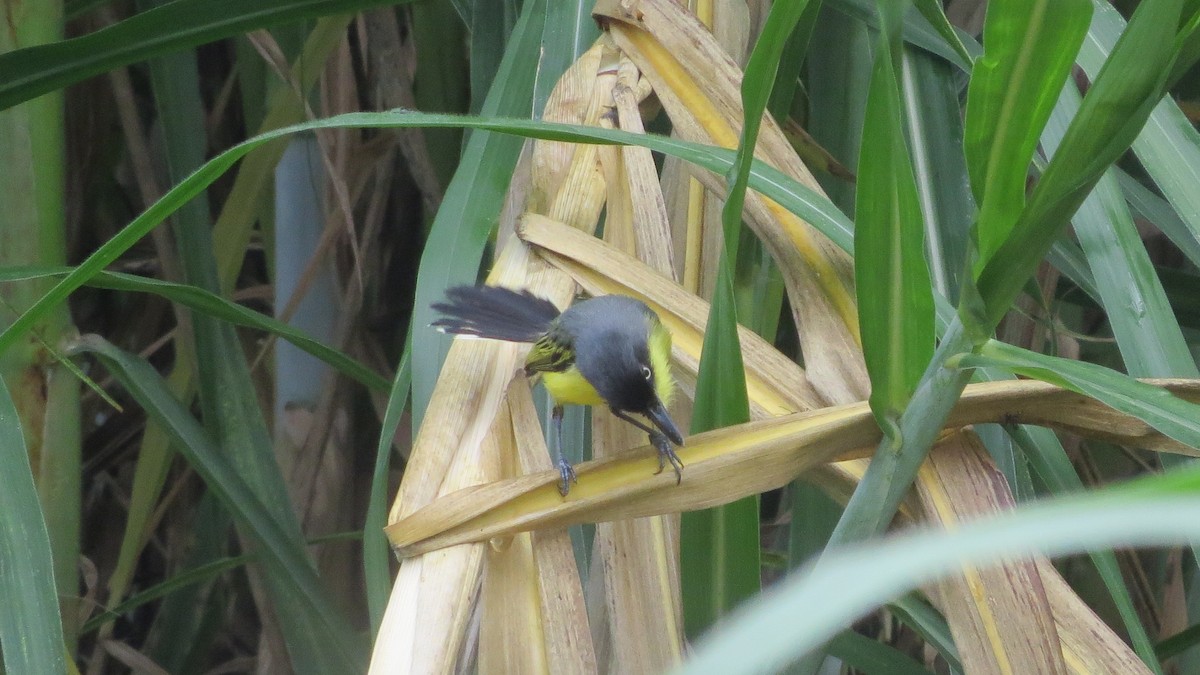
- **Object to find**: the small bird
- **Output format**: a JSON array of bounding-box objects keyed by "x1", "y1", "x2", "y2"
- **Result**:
[{"x1": 432, "y1": 285, "x2": 685, "y2": 495}]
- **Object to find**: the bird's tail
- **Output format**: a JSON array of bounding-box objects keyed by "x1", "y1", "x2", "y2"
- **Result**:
[{"x1": 431, "y1": 285, "x2": 561, "y2": 343}]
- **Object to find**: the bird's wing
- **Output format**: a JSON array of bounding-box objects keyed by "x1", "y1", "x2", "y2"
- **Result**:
[{"x1": 524, "y1": 325, "x2": 574, "y2": 374}]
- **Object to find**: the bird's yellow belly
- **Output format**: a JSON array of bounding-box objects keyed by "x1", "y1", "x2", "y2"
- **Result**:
[{"x1": 542, "y1": 367, "x2": 604, "y2": 406}]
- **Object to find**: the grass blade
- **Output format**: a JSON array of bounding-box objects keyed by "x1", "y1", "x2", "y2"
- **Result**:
[
  {"x1": 827, "y1": 629, "x2": 934, "y2": 675},
  {"x1": 974, "y1": 0, "x2": 1194, "y2": 329},
  {"x1": 963, "y1": 0, "x2": 1091, "y2": 267},
  {"x1": 854, "y1": 5, "x2": 933, "y2": 423},
  {"x1": 366, "y1": 331, "x2": 411, "y2": 634},
  {"x1": 682, "y1": 0, "x2": 812, "y2": 637},
  {"x1": 0, "y1": 375, "x2": 66, "y2": 674},
  {"x1": 71, "y1": 336, "x2": 365, "y2": 671},
  {"x1": 1073, "y1": 4, "x2": 1200, "y2": 273},
  {"x1": 0, "y1": 268, "x2": 387, "y2": 391},
  {"x1": 0, "y1": 0, "x2": 414, "y2": 110},
  {"x1": 683, "y1": 494, "x2": 1200, "y2": 674},
  {"x1": 902, "y1": 46, "x2": 975, "y2": 303},
  {"x1": 408, "y1": 0, "x2": 544, "y2": 430},
  {"x1": 958, "y1": 340, "x2": 1200, "y2": 450},
  {"x1": 0, "y1": 112, "x2": 853, "y2": 359}
]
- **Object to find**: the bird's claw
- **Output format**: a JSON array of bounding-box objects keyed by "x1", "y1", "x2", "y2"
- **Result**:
[
  {"x1": 650, "y1": 431, "x2": 684, "y2": 485},
  {"x1": 556, "y1": 458, "x2": 578, "y2": 497}
]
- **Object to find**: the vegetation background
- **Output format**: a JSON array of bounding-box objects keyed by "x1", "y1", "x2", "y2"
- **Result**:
[{"x1": 5, "y1": 0, "x2": 1200, "y2": 673}]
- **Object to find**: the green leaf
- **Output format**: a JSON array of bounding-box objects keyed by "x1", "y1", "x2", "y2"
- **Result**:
[
  {"x1": 963, "y1": 0, "x2": 1091, "y2": 267},
  {"x1": 958, "y1": 340, "x2": 1200, "y2": 452},
  {"x1": 911, "y1": 0, "x2": 974, "y2": 69},
  {"x1": 1043, "y1": 77, "x2": 1197, "y2": 380},
  {"x1": 70, "y1": 336, "x2": 365, "y2": 670},
  {"x1": 0, "y1": 267, "x2": 387, "y2": 391},
  {"x1": 683, "y1": 493, "x2": 1200, "y2": 674},
  {"x1": 1070, "y1": 3, "x2": 1200, "y2": 276},
  {"x1": 1117, "y1": 168, "x2": 1200, "y2": 271},
  {"x1": 683, "y1": 0, "x2": 813, "y2": 635},
  {"x1": 889, "y1": 595, "x2": 962, "y2": 672},
  {"x1": 366, "y1": 331, "x2": 411, "y2": 634},
  {"x1": 683, "y1": 259, "x2": 755, "y2": 637},
  {"x1": 144, "y1": 38, "x2": 357, "y2": 673},
  {"x1": 409, "y1": 0, "x2": 544, "y2": 430},
  {"x1": 903, "y1": 46, "x2": 975, "y2": 303},
  {"x1": 0, "y1": 0, "x2": 414, "y2": 111},
  {"x1": 854, "y1": 15, "x2": 933, "y2": 422},
  {"x1": 827, "y1": 629, "x2": 934, "y2": 675},
  {"x1": 0, "y1": 112, "x2": 853, "y2": 360},
  {"x1": 974, "y1": 0, "x2": 1190, "y2": 330},
  {"x1": 82, "y1": 530, "x2": 359, "y2": 635},
  {"x1": 824, "y1": 0, "x2": 980, "y2": 72},
  {"x1": 765, "y1": 3, "x2": 822, "y2": 122},
  {"x1": 82, "y1": 554, "x2": 249, "y2": 635},
  {"x1": 0, "y1": 375, "x2": 66, "y2": 674},
  {"x1": 1046, "y1": 240, "x2": 1101, "y2": 304},
  {"x1": 1157, "y1": 622, "x2": 1200, "y2": 660}
]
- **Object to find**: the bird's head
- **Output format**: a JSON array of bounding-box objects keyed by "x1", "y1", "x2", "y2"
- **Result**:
[{"x1": 575, "y1": 322, "x2": 684, "y2": 446}]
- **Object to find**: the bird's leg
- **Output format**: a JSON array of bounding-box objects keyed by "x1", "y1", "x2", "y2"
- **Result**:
[
  {"x1": 552, "y1": 405, "x2": 577, "y2": 496},
  {"x1": 611, "y1": 409, "x2": 685, "y2": 485}
]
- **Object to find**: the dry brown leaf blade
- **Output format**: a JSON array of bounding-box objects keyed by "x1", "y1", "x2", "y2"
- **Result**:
[
  {"x1": 920, "y1": 438, "x2": 1068, "y2": 675},
  {"x1": 385, "y1": 379, "x2": 1200, "y2": 557},
  {"x1": 591, "y1": 114, "x2": 686, "y2": 670}
]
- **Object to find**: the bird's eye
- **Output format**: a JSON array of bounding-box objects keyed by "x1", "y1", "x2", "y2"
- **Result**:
[{"x1": 641, "y1": 365, "x2": 653, "y2": 381}]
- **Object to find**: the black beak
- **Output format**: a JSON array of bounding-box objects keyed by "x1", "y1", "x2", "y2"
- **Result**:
[{"x1": 644, "y1": 398, "x2": 685, "y2": 446}]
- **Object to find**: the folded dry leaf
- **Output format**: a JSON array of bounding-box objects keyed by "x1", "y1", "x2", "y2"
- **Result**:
[{"x1": 386, "y1": 378, "x2": 1200, "y2": 556}]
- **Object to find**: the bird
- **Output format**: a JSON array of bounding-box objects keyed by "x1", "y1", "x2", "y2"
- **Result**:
[{"x1": 431, "y1": 284, "x2": 685, "y2": 495}]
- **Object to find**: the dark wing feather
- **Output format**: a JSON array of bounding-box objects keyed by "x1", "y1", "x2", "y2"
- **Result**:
[{"x1": 431, "y1": 285, "x2": 561, "y2": 344}]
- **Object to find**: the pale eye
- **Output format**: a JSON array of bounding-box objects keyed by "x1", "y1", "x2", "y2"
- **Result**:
[{"x1": 641, "y1": 365, "x2": 653, "y2": 381}]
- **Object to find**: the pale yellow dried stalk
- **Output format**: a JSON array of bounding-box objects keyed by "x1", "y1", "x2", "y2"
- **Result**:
[
  {"x1": 369, "y1": 38, "x2": 621, "y2": 673},
  {"x1": 590, "y1": 40, "x2": 688, "y2": 672},
  {"x1": 478, "y1": 380, "x2": 596, "y2": 673},
  {"x1": 386, "y1": 371, "x2": 1200, "y2": 556}
]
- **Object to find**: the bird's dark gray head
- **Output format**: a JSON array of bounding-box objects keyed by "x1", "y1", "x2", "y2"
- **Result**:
[
  {"x1": 575, "y1": 326, "x2": 657, "y2": 413},
  {"x1": 561, "y1": 295, "x2": 683, "y2": 446},
  {"x1": 559, "y1": 296, "x2": 654, "y2": 407}
]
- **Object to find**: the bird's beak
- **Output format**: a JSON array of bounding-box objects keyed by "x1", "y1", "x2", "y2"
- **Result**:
[{"x1": 645, "y1": 398, "x2": 685, "y2": 446}]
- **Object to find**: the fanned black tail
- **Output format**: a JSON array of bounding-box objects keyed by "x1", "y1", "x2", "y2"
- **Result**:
[{"x1": 431, "y1": 285, "x2": 561, "y2": 343}]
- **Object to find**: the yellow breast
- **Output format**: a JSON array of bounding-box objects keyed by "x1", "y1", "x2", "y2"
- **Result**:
[{"x1": 542, "y1": 366, "x2": 604, "y2": 406}]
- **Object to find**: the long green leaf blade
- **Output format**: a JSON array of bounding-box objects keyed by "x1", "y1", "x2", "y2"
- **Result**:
[
  {"x1": 409, "y1": 0, "x2": 544, "y2": 429},
  {"x1": 0, "y1": 111, "x2": 853, "y2": 357},
  {"x1": 1043, "y1": 77, "x2": 1197, "y2": 378},
  {"x1": 959, "y1": 340, "x2": 1200, "y2": 450},
  {"x1": 683, "y1": 494, "x2": 1200, "y2": 674},
  {"x1": 683, "y1": 261, "x2": 755, "y2": 636},
  {"x1": 0, "y1": 375, "x2": 66, "y2": 674},
  {"x1": 683, "y1": 0, "x2": 812, "y2": 635},
  {"x1": 0, "y1": 268, "x2": 386, "y2": 390},
  {"x1": 854, "y1": 7, "x2": 933, "y2": 422},
  {"x1": 963, "y1": 0, "x2": 1091, "y2": 267},
  {"x1": 0, "y1": 0, "x2": 413, "y2": 111},
  {"x1": 974, "y1": 0, "x2": 1190, "y2": 329},
  {"x1": 71, "y1": 336, "x2": 364, "y2": 669},
  {"x1": 365, "y1": 331, "x2": 411, "y2": 633}
]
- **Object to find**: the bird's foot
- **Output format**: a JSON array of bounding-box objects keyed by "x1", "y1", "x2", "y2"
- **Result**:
[
  {"x1": 556, "y1": 457, "x2": 578, "y2": 497},
  {"x1": 650, "y1": 431, "x2": 684, "y2": 485}
]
